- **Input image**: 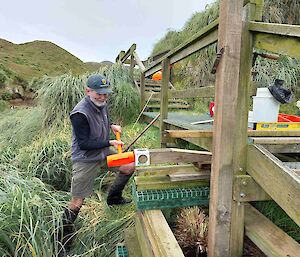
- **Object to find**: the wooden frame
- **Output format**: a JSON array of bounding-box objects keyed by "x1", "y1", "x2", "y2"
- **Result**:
[
  {"x1": 116, "y1": 0, "x2": 300, "y2": 255},
  {"x1": 247, "y1": 144, "x2": 300, "y2": 227}
]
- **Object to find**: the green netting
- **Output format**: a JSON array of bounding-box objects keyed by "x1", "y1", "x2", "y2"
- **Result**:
[
  {"x1": 115, "y1": 245, "x2": 129, "y2": 257},
  {"x1": 132, "y1": 185, "x2": 210, "y2": 210}
]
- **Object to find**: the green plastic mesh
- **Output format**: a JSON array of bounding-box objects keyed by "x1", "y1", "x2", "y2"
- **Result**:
[
  {"x1": 115, "y1": 245, "x2": 129, "y2": 257},
  {"x1": 132, "y1": 185, "x2": 209, "y2": 210}
]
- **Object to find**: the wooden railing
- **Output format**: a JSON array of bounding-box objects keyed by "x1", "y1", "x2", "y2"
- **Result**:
[{"x1": 115, "y1": 0, "x2": 300, "y2": 256}]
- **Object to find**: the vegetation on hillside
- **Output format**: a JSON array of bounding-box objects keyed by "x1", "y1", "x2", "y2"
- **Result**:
[
  {"x1": 0, "y1": 64, "x2": 155, "y2": 256},
  {"x1": 0, "y1": 39, "x2": 111, "y2": 102},
  {"x1": 151, "y1": 0, "x2": 300, "y2": 105}
]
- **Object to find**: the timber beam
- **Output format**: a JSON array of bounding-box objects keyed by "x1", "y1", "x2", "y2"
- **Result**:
[
  {"x1": 144, "y1": 19, "x2": 219, "y2": 77},
  {"x1": 135, "y1": 210, "x2": 185, "y2": 257},
  {"x1": 247, "y1": 145, "x2": 300, "y2": 226},
  {"x1": 165, "y1": 129, "x2": 300, "y2": 138},
  {"x1": 149, "y1": 148, "x2": 211, "y2": 164},
  {"x1": 120, "y1": 43, "x2": 137, "y2": 63},
  {"x1": 245, "y1": 204, "x2": 300, "y2": 257},
  {"x1": 250, "y1": 22, "x2": 300, "y2": 59}
]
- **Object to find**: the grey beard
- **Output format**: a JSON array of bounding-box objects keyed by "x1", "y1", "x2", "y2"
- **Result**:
[{"x1": 90, "y1": 97, "x2": 107, "y2": 107}]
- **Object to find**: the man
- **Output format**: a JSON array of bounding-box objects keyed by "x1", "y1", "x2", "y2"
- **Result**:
[{"x1": 59, "y1": 74, "x2": 135, "y2": 253}]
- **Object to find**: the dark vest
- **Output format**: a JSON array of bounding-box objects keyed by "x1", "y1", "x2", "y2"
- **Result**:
[{"x1": 70, "y1": 96, "x2": 110, "y2": 162}]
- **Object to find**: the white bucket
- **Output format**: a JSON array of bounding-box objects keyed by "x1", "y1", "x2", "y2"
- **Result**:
[{"x1": 253, "y1": 89, "x2": 280, "y2": 122}]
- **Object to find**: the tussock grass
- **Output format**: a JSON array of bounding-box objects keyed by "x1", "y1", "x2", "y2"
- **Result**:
[
  {"x1": 0, "y1": 164, "x2": 69, "y2": 257},
  {"x1": 37, "y1": 74, "x2": 86, "y2": 128},
  {"x1": 72, "y1": 194, "x2": 134, "y2": 257},
  {"x1": 174, "y1": 207, "x2": 208, "y2": 255},
  {"x1": 0, "y1": 107, "x2": 44, "y2": 150},
  {"x1": 108, "y1": 82, "x2": 140, "y2": 125},
  {"x1": 16, "y1": 129, "x2": 72, "y2": 191},
  {"x1": 122, "y1": 123, "x2": 160, "y2": 150}
]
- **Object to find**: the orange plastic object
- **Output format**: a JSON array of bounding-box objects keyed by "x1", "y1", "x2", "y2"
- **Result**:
[
  {"x1": 107, "y1": 151, "x2": 135, "y2": 167},
  {"x1": 152, "y1": 71, "x2": 162, "y2": 81},
  {"x1": 106, "y1": 132, "x2": 135, "y2": 167},
  {"x1": 278, "y1": 113, "x2": 300, "y2": 122}
]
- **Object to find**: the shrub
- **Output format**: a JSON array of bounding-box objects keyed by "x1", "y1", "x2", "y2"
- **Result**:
[
  {"x1": 1, "y1": 92, "x2": 12, "y2": 101},
  {"x1": 0, "y1": 99, "x2": 8, "y2": 112},
  {"x1": 0, "y1": 71, "x2": 7, "y2": 87}
]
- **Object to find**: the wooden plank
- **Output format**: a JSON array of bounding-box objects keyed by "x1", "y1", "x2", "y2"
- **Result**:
[
  {"x1": 247, "y1": 144, "x2": 300, "y2": 226},
  {"x1": 253, "y1": 32, "x2": 300, "y2": 59},
  {"x1": 140, "y1": 73, "x2": 146, "y2": 110},
  {"x1": 261, "y1": 144, "x2": 300, "y2": 153},
  {"x1": 133, "y1": 51, "x2": 145, "y2": 71},
  {"x1": 144, "y1": 19, "x2": 219, "y2": 77},
  {"x1": 144, "y1": 210, "x2": 185, "y2": 257},
  {"x1": 135, "y1": 212, "x2": 159, "y2": 257},
  {"x1": 136, "y1": 211, "x2": 185, "y2": 257},
  {"x1": 249, "y1": 22, "x2": 300, "y2": 37},
  {"x1": 250, "y1": 137, "x2": 300, "y2": 144},
  {"x1": 142, "y1": 116, "x2": 213, "y2": 151},
  {"x1": 160, "y1": 59, "x2": 170, "y2": 147},
  {"x1": 244, "y1": 204, "x2": 300, "y2": 257},
  {"x1": 169, "y1": 86, "x2": 215, "y2": 98},
  {"x1": 147, "y1": 104, "x2": 190, "y2": 109},
  {"x1": 207, "y1": 0, "x2": 245, "y2": 256},
  {"x1": 233, "y1": 175, "x2": 271, "y2": 202},
  {"x1": 170, "y1": 29, "x2": 218, "y2": 65},
  {"x1": 169, "y1": 171, "x2": 210, "y2": 181},
  {"x1": 149, "y1": 148, "x2": 212, "y2": 165},
  {"x1": 145, "y1": 82, "x2": 257, "y2": 99},
  {"x1": 165, "y1": 129, "x2": 300, "y2": 138},
  {"x1": 136, "y1": 164, "x2": 197, "y2": 176},
  {"x1": 116, "y1": 50, "x2": 125, "y2": 63},
  {"x1": 134, "y1": 175, "x2": 209, "y2": 190},
  {"x1": 120, "y1": 43, "x2": 137, "y2": 63},
  {"x1": 130, "y1": 55, "x2": 135, "y2": 78}
]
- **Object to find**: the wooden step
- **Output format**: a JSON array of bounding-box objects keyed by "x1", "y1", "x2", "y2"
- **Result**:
[
  {"x1": 150, "y1": 98, "x2": 188, "y2": 104},
  {"x1": 147, "y1": 104, "x2": 191, "y2": 109},
  {"x1": 145, "y1": 87, "x2": 161, "y2": 92}
]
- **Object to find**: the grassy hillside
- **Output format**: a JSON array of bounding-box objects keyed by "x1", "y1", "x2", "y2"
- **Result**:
[
  {"x1": 0, "y1": 39, "x2": 113, "y2": 89},
  {"x1": 0, "y1": 39, "x2": 89, "y2": 81}
]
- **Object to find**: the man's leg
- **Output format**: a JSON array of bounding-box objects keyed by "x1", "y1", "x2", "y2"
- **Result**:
[
  {"x1": 107, "y1": 162, "x2": 135, "y2": 205},
  {"x1": 58, "y1": 198, "x2": 83, "y2": 256}
]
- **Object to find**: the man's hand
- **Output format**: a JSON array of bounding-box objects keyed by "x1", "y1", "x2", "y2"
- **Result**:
[
  {"x1": 109, "y1": 139, "x2": 124, "y2": 150},
  {"x1": 111, "y1": 124, "x2": 121, "y2": 134}
]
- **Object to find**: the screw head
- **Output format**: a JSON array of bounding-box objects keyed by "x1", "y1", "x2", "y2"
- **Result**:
[{"x1": 240, "y1": 193, "x2": 246, "y2": 198}]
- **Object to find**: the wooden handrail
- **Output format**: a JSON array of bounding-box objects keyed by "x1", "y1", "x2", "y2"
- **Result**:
[{"x1": 144, "y1": 19, "x2": 219, "y2": 77}]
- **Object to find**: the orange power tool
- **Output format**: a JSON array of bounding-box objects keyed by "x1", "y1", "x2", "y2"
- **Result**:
[{"x1": 106, "y1": 132, "x2": 135, "y2": 167}]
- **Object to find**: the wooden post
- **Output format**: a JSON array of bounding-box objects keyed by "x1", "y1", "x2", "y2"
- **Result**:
[
  {"x1": 160, "y1": 58, "x2": 170, "y2": 148},
  {"x1": 229, "y1": 2, "x2": 257, "y2": 256},
  {"x1": 130, "y1": 54, "x2": 135, "y2": 79},
  {"x1": 140, "y1": 72, "x2": 146, "y2": 111},
  {"x1": 207, "y1": 0, "x2": 246, "y2": 256}
]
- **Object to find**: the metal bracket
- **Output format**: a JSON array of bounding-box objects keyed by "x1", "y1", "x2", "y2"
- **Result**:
[
  {"x1": 233, "y1": 175, "x2": 271, "y2": 202},
  {"x1": 211, "y1": 47, "x2": 224, "y2": 74}
]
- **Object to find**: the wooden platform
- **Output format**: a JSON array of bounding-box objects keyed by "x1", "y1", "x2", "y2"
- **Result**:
[{"x1": 143, "y1": 111, "x2": 300, "y2": 153}]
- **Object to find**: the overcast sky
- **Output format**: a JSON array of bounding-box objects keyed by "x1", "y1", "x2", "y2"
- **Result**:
[{"x1": 0, "y1": 0, "x2": 215, "y2": 62}]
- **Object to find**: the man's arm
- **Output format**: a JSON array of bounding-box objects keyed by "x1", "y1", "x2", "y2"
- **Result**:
[{"x1": 70, "y1": 113, "x2": 110, "y2": 150}]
